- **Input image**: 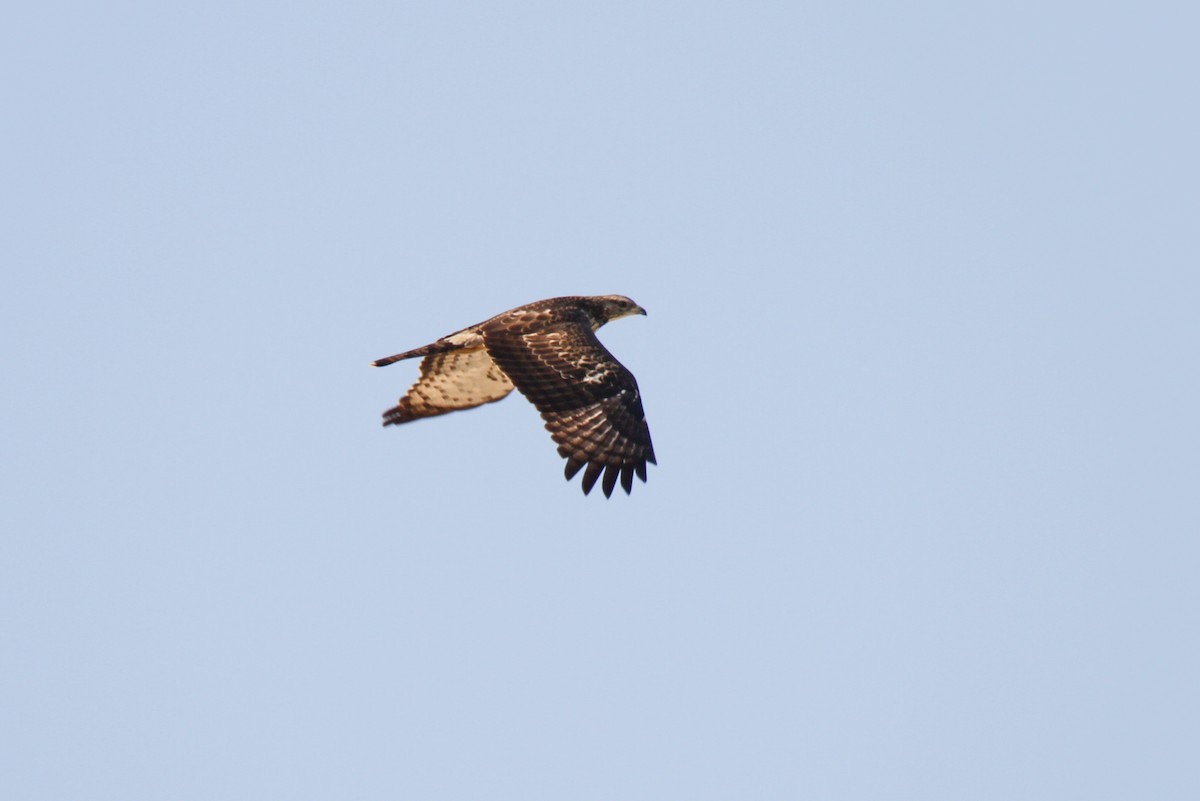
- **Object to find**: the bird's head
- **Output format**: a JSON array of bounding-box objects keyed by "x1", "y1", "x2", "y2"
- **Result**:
[{"x1": 587, "y1": 295, "x2": 647, "y2": 328}]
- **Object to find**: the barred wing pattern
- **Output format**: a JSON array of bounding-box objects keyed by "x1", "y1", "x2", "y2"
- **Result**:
[
  {"x1": 382, "y1": 348, "x2": 514, "y2": 425},
  {"x1": 483, "y1": 320, "x2": 655, "y2": 497}
]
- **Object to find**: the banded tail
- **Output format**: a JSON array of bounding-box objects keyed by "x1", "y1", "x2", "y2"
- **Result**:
[{"x1": 371, "y1": 341, "x2": 460, "y2": 368}]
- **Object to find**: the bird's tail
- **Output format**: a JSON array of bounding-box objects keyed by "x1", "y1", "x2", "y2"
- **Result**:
[{"x1": 371, "y1": 340, "x2": 460, "y2": 367}]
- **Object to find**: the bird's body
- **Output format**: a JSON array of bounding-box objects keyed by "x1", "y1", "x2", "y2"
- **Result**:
[{"x1": 373, "y1": 295, "x2": 655, "y2": 497}]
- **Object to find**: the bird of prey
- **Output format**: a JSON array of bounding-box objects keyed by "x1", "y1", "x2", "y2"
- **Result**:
[{"x1": 372, "y1": 295, "x2": 656, "y2": 497}]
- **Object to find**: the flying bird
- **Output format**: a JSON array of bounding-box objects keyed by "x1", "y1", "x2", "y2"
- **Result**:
[{"x1": 372, "y1": 295, "x2": 656, "y2": 497}]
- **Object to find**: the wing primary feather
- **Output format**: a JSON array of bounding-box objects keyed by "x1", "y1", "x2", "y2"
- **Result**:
[
  {"x1": 635, "y1": 461, "x2": 647, "y2": 482},
  {"x1": 581, "y1": 462, "x2": 604, "y2": 495},
  {"x1": 564, "y1": 457, "x2": 585, "y2": 481},
  {"x1": 602, "y1": 463, "x2": 620, "y2": 498},
  {"x1": 620, "y1": 464, "x2": 635, "y2": 494}
]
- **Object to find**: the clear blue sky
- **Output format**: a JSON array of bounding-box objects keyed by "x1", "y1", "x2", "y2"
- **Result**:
[{"x1": 3, "y1": 2, "x2": 1197, "y2": 799}]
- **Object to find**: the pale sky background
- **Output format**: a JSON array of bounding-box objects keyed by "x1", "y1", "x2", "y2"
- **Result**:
[{"x1": 2, "y1": 2, "x2": 1197, "y2": 799}]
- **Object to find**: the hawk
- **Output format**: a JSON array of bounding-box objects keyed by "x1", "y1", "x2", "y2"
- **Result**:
[{"x1": 372, "y1": 295, "x2": 656, "y2": 497}]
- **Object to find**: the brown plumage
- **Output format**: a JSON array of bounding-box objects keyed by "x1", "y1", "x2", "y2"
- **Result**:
[{"x1": 372, "y1": 295, "x2": 656, "y2": 497}]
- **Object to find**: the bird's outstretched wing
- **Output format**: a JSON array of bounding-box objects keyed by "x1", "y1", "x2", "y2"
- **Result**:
[
  {"x1": 483, "y1": 320, "x2": 655, "y2": 497},
  {"x1": 382, "y1": 348, "x2": 514, "y2": 426}
]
